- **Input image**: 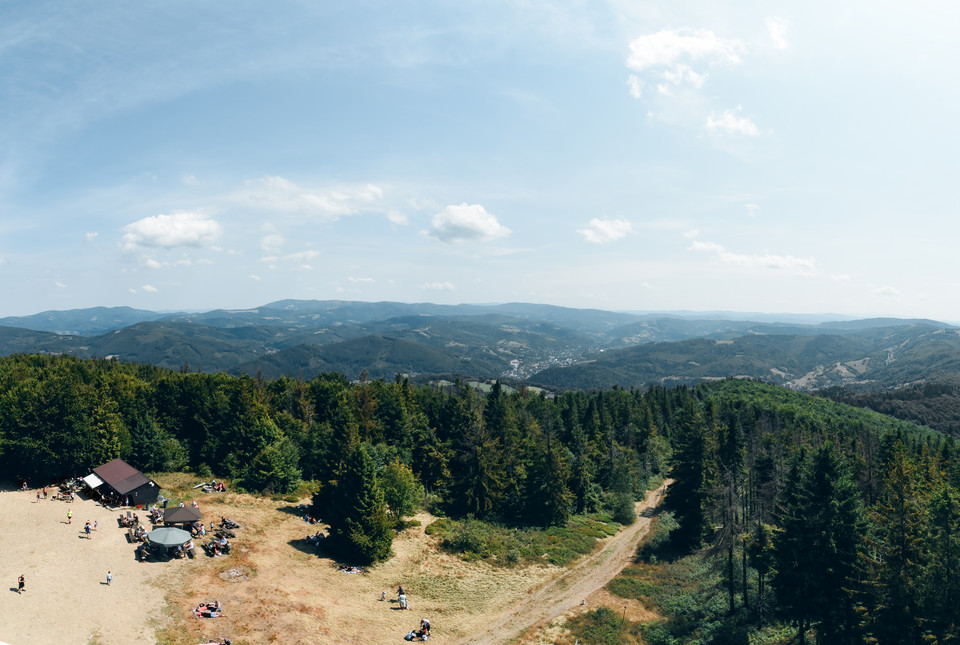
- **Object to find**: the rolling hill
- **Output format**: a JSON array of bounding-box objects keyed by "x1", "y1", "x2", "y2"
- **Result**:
[{"x1": 0, "y1": 300, "x2": 957, "y2": 393}]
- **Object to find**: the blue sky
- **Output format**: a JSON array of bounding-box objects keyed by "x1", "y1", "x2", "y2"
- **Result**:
[{"x1": 2, "y1": 1, "x2": 959, "y2": 320}]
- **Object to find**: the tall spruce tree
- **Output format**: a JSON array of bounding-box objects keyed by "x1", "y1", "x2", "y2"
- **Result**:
[
  {"x1": 862, "y1": 442, "x2": 924, "y2": 644},
  {"x1": 321, "y1": 443, "x2": 394, "y2": 563},
  {"x1": 666, "y1": 406, "x2": 710, "y2": 550},
  {"x1": 773, "y1": 444, "x2": 863, "y2": 643}
]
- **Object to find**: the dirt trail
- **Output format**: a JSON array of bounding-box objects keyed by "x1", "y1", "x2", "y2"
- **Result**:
[{"x1": 459, "y1": 480, "x2": 672, "y2": 645}]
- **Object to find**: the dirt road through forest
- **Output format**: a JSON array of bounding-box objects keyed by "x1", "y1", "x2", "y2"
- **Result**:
[{"x1": 459, "y1": 480, "x2": 672, "y2": 645}]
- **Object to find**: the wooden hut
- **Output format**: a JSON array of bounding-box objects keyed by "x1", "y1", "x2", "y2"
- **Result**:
[{"x1": 88, "y1": 458, "x2": 160, "y2": 507}]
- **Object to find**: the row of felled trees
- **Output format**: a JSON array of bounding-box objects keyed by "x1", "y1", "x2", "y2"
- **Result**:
[
  {"x1": 0, "y1": 354, "x2": 674, "y2": 562},
  {"x1": 660, "y1": 379, "x2": 960, "y2": 644}
]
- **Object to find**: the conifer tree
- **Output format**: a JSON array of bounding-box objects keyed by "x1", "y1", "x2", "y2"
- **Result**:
[
  {"x1": 921, "y1": 483, "x2": 960, "y2": 641},
  {"x1": 862, "y1": 442, "x2": 924, "y2": 644},
  {"x1": 323, "y1": 443, "x2": 393, "y2": 563},
  {"x1": 666, "y1": 406, "x2": 710, "y2": 550}
]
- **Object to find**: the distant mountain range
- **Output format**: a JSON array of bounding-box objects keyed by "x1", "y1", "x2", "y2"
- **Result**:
[{"x1": 0, "y1": 300, "x2": 956, "y2": 391}]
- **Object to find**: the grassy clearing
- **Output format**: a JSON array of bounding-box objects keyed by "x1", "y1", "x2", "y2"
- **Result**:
[
  {"x1": 603, "y1": 514, "x2": 792, "y2": 645},
  {"x1": 425, "y1": 512, "x2": 621, "y2": 567},
  {"x1": 564, "y1": 606, "x2": 644, "y2": 645}
]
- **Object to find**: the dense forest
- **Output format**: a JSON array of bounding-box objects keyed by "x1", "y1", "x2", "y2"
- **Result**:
[
  {"x1": 1, "y1": 354, "x2": 959, "y2": 642},
  {"x1": 821, "y1": 379, "x2": 960, "y2": 438}
]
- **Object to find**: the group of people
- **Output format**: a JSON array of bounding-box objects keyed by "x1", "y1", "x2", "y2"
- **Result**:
[
  {"x1": 103, "y1": 491, "x2": 131, "y2": 508},
  {"x1": 192, "y1": 521, "x2": 207, "y2": 537},
  {"x1": 120, "y1": 512, "x2": 139, "y2": 528},
  {"x1": 173, "y1": 539, "x2": 195, "y2": 558},
  {"x1": 306, "y1": 531, "x2": 324, "y2": 546},
  {"x1": 219, "y1": 516, "x2": 240, "y2": 529},
  {"x1": 195, "y1": 600, "x2": 222, "y2": 618},
  {"x1": 204, "y1": 534, "x2": 231, "y2": 557},
  {"x1": 404, "y1": 618, "x2": 431, "y2": 641},
  {"x1": 83, "y1": 520, "x2": 98, "y2": 538}
]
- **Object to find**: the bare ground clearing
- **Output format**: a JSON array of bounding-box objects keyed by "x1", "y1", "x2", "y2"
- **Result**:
[{"x1": 1, "y1": 477, "x2": 667, "y2": 645}]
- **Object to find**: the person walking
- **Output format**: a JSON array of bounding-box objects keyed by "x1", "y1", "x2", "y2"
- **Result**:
[
  {"x1": 106, "y1": 571, "x2": 112, "y2": 586},
  {"x1": 67, "y1": 509, "x2": 73, "y2": 524},
  {"x1": 36, "y1": 490, "x2": 41, "y2": 503},
  {"x1": 17, "y1": 574, "x2": 24, "y2": 594},
  {"x1": 84, "y1": 521, "x2": 92, "y2": 539},
  {"x1": 93, "y1": 520, "x2": 98, "y2": 532}
]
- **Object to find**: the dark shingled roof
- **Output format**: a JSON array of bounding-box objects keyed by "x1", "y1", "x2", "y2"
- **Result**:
[
  {"x1": 92, "y1": 458, "x2": 152, "y2": 495},
  {"x1": 163, "y1": 506, "x2": 203, "y2": 523}
]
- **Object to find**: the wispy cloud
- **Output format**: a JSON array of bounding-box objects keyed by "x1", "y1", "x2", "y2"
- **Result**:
[
  {"x1": 766, "y1": 17, "x2": 789, "y2": 50},
  {"x1": 706, "y1": 106, "x2": 760, "y2": 136},
  {"x1": 426, "y1": 204, "x2": 511, "y2": 243},
  {"x1": 347, "y1": 276, "x2": 375, "y2": 284},
  {"x1": 626, "y1": 75, "x2": 644, "y2": 99},
  {"x1": 626, "y1": 29, "x2": 744, "y2": 75},
  {"x1": 577, "y1": 218, "x2": 633, "y2": 244},
  {"x1": 688, "y1": 240, "x2": 815, "y2": 275},
  {"x1": 871, "y1": 285, "x2": 900, "y2": 296},
  {"x1": 420, "y1": 281, "x2": 455, "y2": 291},
  {"x1": 121, "y1": 211, "x2": 222, "y2": 250},
  {"x1": 386, "y1": 211, "x2": 410, "y2": 225},
  {"x1": 238, "y1": 176, "x2": 384, "y2": 221},
  {"x1": 260, "y1": 234, "x2": 285, "y2": 252},
  {"x1": 260, "y1": 249, "x2": 320, "y2": 265}
]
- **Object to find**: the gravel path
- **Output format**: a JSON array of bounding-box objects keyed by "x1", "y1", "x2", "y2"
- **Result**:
[{"x1": 459, "y1": 481, "x2": 672, "y2": 645}]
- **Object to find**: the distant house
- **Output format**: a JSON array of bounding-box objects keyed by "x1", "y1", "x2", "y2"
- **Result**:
[{"x1": 85, "y1": 458, "x2": 159, "y2": 506}]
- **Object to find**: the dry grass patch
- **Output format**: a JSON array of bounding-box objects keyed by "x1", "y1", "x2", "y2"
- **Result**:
[{"x1": 147, "y1": 482, "x2": 573, "y2": 644}]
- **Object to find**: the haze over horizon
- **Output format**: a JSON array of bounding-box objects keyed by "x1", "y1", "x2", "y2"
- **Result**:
[{"x1": 2, "y1": 2, "x2": 959, "y2": 320}]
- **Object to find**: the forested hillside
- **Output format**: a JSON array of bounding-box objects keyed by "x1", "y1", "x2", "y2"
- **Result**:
[
  {"x1": 1, "y1": 354, "x2": 958, "y2": 641},
  {"x1": 821, "y1": 379, "x2": 960, "y2": 438}
]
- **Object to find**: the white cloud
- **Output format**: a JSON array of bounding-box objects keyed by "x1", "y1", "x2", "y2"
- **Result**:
[
  {"x1": 626, "y1": 29, "x2": 745, "y2": 72},
  {"x1": 260, "y1": 249, "x2": 320, "y2": 264},
  {"x1": 54, "y1": 281, "x2": 66, "y2": 289},
  {"x1": 261, "y1": 233, "x2": 285, "y2": 251},
  {"x1": 121, "y1": 211, "x2": 222, "y2": 250},
  {"x1": 420, "y1": 281, "x2": 455, "y2": 291},
  {"x1": 745, "y1": 203, "x2": 760, "y2": 217},
  {"x1": 626, "y1": 75, "x2": 644, "y2": 99},
  {"x1": 427, "y1": 203, "x2": 511, "y2": 243},
  {"x1": 142, "y1": 284, "x2": 158, "y2": 293},
  {"x1": 240, "y1": 176, "x2": 384, "y2": 221},
  {"x1": 766, "y1": 17, "x2": 789, "y2": 50},
  {"x1": 831, "y1": 274, "x2": 853, "y2": 283},
  {"x1": 626, "y1": 28, "x2": 744, "y2": 96},
  {"x1": 577, "y1": 218, "x2": 633, "y2": 244},
  {"x1": 662, "y1": 64, "x2": 705, "y2": 88},
  {"x1": 682, "y1": 229, "x2": 699, "y2": 239},
  {"x1": 706, "y1": 107, "x2": 760, "y2": 136},
  {"x1": 387, "y1": 210, "x2": 410, "y2": 225},
  {"x1": 871, "y1": 285, "x2": 900, "y2": 296},
  {"x1": 85, "y1": 232, "x2": 98, "y2": 242},
  {"x1": 145, "y1": 258, "x2": 163, "y2": 269},
  {"x1": 688, "y1": 240, "x2": 815, "y2": 275},
  {"x1": 250, "y1": 274, "x2": 261, "y2": 281},
  {"x1": 348, "y1": 276, "x2": 375, "y2": 284},
  {"x1": 181, "y1": 174, "x2": 199, "y2": 185}
]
